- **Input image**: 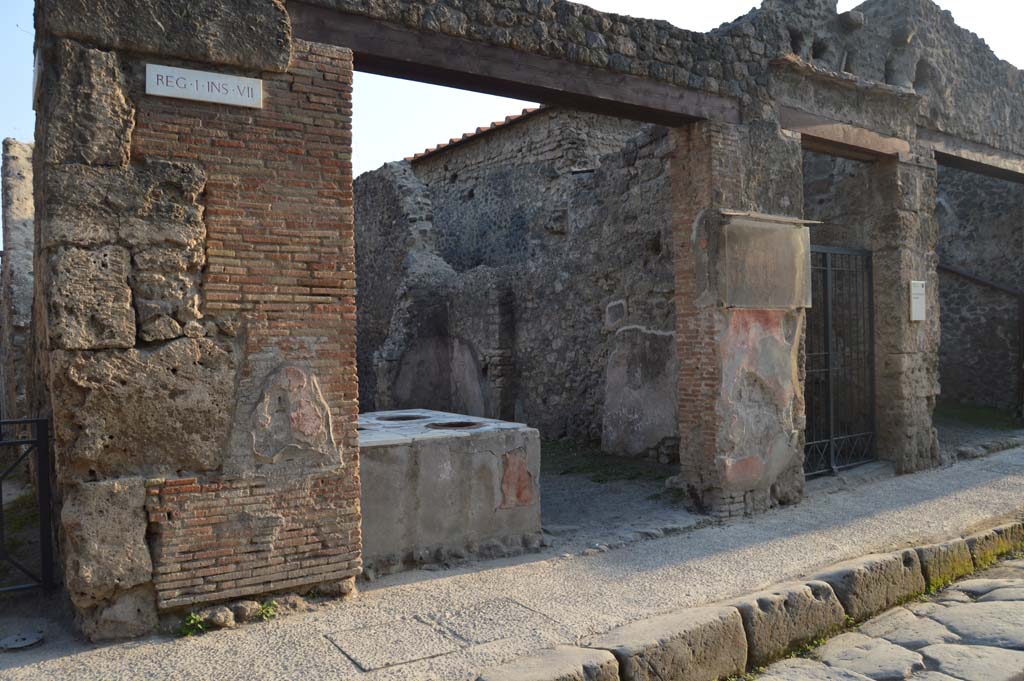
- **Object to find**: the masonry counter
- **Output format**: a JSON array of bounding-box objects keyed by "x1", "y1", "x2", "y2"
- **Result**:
[{"x1": 359, "y1": 410, "x2": 542, "y2": 577}]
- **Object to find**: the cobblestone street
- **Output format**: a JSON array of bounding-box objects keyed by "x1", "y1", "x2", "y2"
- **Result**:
[{"x1": 760, "y1": 558, "x2": 1024, "y2": 680}]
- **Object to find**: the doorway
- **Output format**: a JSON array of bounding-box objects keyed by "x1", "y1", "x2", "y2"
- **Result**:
[{"x1": 804, "y1": 246, "x2": 876, "y2": 477}]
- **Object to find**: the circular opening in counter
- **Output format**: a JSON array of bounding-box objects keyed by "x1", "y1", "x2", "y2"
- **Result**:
[
  {"x1": 426, "y1": 421, "x2": 484, "y2": 430},
  {"x1": 377, "y1": 415, "x2": 429, "y2": 422}
]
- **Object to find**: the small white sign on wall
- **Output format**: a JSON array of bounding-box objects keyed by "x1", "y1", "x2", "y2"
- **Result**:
[
  {"x1": 145, "y1": 64, "x2": 263, "y2": 109},
  {"x1": 910, "y1": 281, "x2": 927, "y2": 321}
]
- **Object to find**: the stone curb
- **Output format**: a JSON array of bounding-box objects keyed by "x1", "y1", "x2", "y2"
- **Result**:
[
  {"x1": 810, "y1": 549, "x2": 927, "y2": 622},
  {"x1": 474, "y1": 518, "x2": 1024, "y2": 681},
  {"x1": 915, "y1": 539, "x2": 974, "y2": 592},
  {"x1": 584, "y1": 606, "x2": 746, "y2": 681},
  {"x1": 728, "y1": 581, "x2": 846, "y2": 668}
]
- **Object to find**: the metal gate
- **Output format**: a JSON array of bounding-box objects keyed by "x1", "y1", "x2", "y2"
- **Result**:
[
  {"x1": 0, "y1": 419, "x2": 55, "y2": 592},
  {"x1": 804, "y1": 247, "x2": 876, "y2": 477}
]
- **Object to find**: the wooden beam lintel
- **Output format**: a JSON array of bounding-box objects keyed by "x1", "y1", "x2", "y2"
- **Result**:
[
  {"x1": 780, "y1": 106, "x2": 910, "y2": 160},
  {"x1": 918, "y1": 128, "x2": 1024, "y2": 184},
  {"x1": 289, "y1": 1, "x2": 740, "y2": 127}
]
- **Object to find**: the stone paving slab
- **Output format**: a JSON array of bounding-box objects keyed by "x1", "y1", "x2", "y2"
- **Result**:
[
  {"x1": 814, "y1": 632, "x2": 925, "y2": 680},
  {"x1": 857, "y1": 607, "x2": 960, "y2": 649},
  {"x1": 326, "y1": 619, "x2": 462, "y2": 671},
  {"x1": 927, "y1": 601, "x2": 1024, "y2": 650},
  {"x1": 476, "y1": 646, "x2": 619, "y2": 681},
  {"x1": 756, "y1": 658, "x2": 874, "y2": 680},
  {"x1": 918, "y1": 644, "x2": 1024, "y2": 681},
  {"x1": 2, "y1": 448, "x2": 1024, "y2": 680},
  {"x1": 760, "y1": 557, "x2": 1024, "y2": 681}
]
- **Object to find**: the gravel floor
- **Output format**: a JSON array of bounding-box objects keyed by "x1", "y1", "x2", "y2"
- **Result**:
[
  {"x1": 759, "y1": 558, "x2": 1024, "y2": 680},
  {"x1": 2, "y1": 446, "x2": 1022, "y2": 681},
  {"x1": 935, "y1": 409, "x2": 1024, "y2": 463}
]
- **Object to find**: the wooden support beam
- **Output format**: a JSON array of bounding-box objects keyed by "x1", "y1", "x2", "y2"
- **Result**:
[
  {"x1": 288, "y1": 2, "x2": 740, "y2": 127},
  {"x1": 779, "y1": 106, "x2": 910, "y2": 160},
  {"x1": 918, "y1": 128, "x2": 1024, "y2": 184}
]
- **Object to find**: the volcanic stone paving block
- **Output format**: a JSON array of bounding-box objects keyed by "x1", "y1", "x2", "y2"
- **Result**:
[
  {"x1": 359, "y1": 410, "x2": 542, "y2": 574},
  {"x1": 759, "y1": 558, "x2": 1024, "y2": 681}
]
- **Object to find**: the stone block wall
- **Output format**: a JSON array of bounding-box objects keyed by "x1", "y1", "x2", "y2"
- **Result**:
[
  {"x1": 1, "y1": 140, "x2": 35, "y2": 425},
  {"x1": 935, "y1": 166, "x2": 1024, "y2": 411},
  {"x1": 34, "y1": 0, "x2": 361, "y2": 637}
]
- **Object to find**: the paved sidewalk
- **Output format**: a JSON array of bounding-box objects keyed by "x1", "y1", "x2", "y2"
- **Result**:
[
  {"x1": 760, "y1": 558, "x2": 1024, "y2": 680},
  {"x1": 3, "y1": 447, "x2": 1024, "y2": 681}
]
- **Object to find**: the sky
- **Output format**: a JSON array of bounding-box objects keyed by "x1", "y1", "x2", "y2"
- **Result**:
[{"x1": 0, "y1": 1, "x2": 1022, "y2": 180}]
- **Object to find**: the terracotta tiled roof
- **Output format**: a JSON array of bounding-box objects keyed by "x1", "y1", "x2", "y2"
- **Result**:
[{"x1": 405, "y1": 107, "x2": 544, "y2": 162}]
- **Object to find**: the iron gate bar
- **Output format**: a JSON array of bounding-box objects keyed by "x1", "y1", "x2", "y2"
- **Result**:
[
  {"x1": 0, "y1": 419, "x2": 54, "y2": 593},
  {"x1": 805, "y1": 246, "x2": 876, "y2": 478}
]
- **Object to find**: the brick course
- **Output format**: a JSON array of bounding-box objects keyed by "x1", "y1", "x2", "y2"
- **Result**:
[
  {"x1": 145, "y1": 474, "x2": 360, "y2": 610},
  {"x1": 131, "y1": 41, "x2": 362, "y2": 609}
]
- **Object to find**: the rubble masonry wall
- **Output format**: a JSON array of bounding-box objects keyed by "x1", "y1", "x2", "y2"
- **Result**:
[
  {"x1": 936, "y1": 166, "x2": 1024, "y2": 412},
  {"x1": 356, "y1": 112, "x2": 681, "y2": 458}
]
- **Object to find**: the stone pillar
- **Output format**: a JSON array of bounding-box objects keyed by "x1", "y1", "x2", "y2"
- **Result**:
[
  {"x1": 1, "y1": 140, "x2": 34, "y2": 424},
  {"x1": 34, "y1": 1, "x2": 360, "y2": 639},
  {"x1": 868, "y1": 150, "x2": 941, "y2": 473},
  {"x1": 671, "y1": 121, "x2": 808, "y2": 517}
]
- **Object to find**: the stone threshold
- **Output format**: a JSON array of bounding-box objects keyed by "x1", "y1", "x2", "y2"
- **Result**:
[
  {"x1": 476, "y1": 519, "x2": 1024, "y2": 681},
  {"x1": 955, "y1": 435, "x2": 1024, "y2": 461}
]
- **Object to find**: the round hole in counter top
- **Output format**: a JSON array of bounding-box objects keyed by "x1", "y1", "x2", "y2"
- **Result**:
[{"x1": 425, "y1": 421, "x2": 484, "y2": 430}]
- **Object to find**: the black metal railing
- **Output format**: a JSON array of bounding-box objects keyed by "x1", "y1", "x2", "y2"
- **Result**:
[
  {"x1": 805, "y1": 247, "x2": 877, "y2": 477},
  {"x1": 0, "y1": 419, "x2": 54, "y2": 593}
]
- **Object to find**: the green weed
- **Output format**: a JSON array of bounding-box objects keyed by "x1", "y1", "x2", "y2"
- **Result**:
[{"x1": 178, "y1": 612, "x2": 206, "y2": 637}]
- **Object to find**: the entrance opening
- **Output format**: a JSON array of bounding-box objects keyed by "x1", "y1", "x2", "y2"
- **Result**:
[
  {"x1": 352, "y1": 73, "x2": 694, "y2": 576},
  {"x1": 934, "y1": 165, "x2": 1024, "y2": 457},
  {"x1": 805, "y1": 247, "x2": 876, "y2": 476},
  {"x1": 802, "y1": 151, "x2": 879, "y2": 476}
]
